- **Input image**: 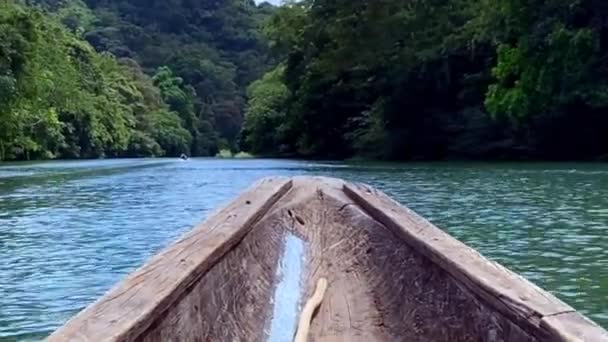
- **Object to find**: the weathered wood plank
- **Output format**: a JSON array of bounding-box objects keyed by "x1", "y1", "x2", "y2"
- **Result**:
[
  {"x1": 137, "y1": 203, "x2": 287, "y2": 342},
  {"x1": 343, "y1": 182, "x2": 607, "y2": 341},
  {"x1": 283, "y1": 179, "x2": 538, "y2": 341},
  {"x1": 541, "y1": 312, "x2": 608, "y2": 341},
  {"x1": 48, "y1": 177, "x2": 292, "y2": 342},
  {"x1": 49, "y1": 177, "x2": 607, "y2": 342}
]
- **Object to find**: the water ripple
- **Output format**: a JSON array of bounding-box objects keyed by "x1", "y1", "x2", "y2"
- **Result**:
[{"x1": 0, "y1": 160, "x2": 606, "y2": 340}]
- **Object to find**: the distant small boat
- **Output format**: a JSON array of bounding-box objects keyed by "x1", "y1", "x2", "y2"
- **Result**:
[
  {"x1": 179, "y1": 154, "x2": 189, "y2": 161},
  {"x1": 49, "y1": 177, "x2": 607, "y2": 341}
]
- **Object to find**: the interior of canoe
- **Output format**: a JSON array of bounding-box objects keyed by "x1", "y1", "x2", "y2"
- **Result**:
[
  {"x1": 150, "y1": 177, "x2": 535, "y2": 342},
  {"x1": 49, "y1": 177, "x2": 607, "y2": 342}
]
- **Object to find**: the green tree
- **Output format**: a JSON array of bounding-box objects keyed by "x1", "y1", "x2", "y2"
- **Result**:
[
  {"x1": 245, "y1": 0, "x2": 608, "y2": 160},
  {"x1": 0, "y1": 1, "x2": 202, "y2": 160},
  {"x1": 241, "y1": 65, "x2": 290, "y2": 154},
  {"x1": 80, "y1": 0, "x2": 276, "y2": 149}
]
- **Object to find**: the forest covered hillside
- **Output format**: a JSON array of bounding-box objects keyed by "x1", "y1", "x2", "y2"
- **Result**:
[
  {"x1": 3, "y1": 0, "x2": 608, "y2": 161},
  {"x1": 241, "y1": 0, "x2": 608, "y2": 160},
  {"x1": 0, "y1": 0, "x2": 274, "y2": 160}
]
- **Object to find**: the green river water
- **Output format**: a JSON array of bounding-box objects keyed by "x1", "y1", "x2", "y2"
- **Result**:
[{"x1": 0, "y1": 159, "x2": 606, "y2": 340}]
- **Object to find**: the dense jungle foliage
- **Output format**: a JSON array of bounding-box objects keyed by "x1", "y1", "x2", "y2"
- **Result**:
[
  {"x1": 2, "y1": 0, "x2": 608, "y2": 161},
  {"x1": 241, "y1": 0, "x2": 608, "y2": 160},
  {"x1": 0, "y1": 0, "x2": 273, "y2": 160}
]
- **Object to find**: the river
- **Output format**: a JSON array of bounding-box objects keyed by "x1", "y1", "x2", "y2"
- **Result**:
[{"x1": 0, "y1": 159, "x2": 606, "y2": 340}]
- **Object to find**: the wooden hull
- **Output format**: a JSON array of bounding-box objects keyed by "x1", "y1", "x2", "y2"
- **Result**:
[{"x1": 49, "y1": 177, "x2": 608, "y2": 341}]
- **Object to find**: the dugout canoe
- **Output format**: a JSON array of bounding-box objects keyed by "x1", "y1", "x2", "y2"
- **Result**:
[{"x1": 49, "y1": 177, "x2": 608, "y2": 341}]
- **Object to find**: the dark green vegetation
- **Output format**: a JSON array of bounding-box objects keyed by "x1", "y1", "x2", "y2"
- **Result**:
[
  {"x1": 241, "y1": 1, "x2": 608, "y2": 160},
  {"x1": 0, "y1": 0, "x2": 273, "y2": 160},
  {"x1": 3, "y1": 0, "x2": 608, "y2": 161}
]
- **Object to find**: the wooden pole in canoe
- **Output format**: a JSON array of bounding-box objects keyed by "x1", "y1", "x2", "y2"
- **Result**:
[
  {"x1": 47, "y1": 177, "x2": 608, "y2": 342},
  {"x1": 294, "y1": 277, "x2": 328, "y2": 342}
]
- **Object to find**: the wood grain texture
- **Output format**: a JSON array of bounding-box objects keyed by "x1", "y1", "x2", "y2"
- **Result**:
[
  {"x1": 138, "y1": 206, "x2": 287, "y2": 342},
  {"x1": 48, "y1": 177, "x2": 292, "y2": 342},
  {"x1": 343, "y1": 181, "x2": 608, "y2": 341},
  {"x1": 282, "y1": 178, "x2": 538, "y2": 342},
  {"x1": 541, "y1": 312, "x2": 608, "y2": 342},
  {"x1": 49, "y1": 176, "x2": 608, "y2": 342}
]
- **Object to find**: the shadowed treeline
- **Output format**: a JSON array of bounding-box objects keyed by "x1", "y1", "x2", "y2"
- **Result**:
[{"x1": 241, "y1": 1, "x2": 608, "y2": 161}]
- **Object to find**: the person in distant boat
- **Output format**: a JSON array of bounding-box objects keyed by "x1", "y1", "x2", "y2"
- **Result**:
[{"x1": 180, "y1": 153, "x2": 189, "y2": 160}]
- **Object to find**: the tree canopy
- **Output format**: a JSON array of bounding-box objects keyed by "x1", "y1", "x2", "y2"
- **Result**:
[
  {"x1": 81, "y1": 0, "x2": 274, "y2": 150},
  {"x1": 3, "y1": 0, "x2": 608, "y2": 161},
  {"x1": 0, "y1": 0, "x2": 275, "y2": 161},
  {"x1": 241, "y1": 0, "x2": 608, "y2": 160}
]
